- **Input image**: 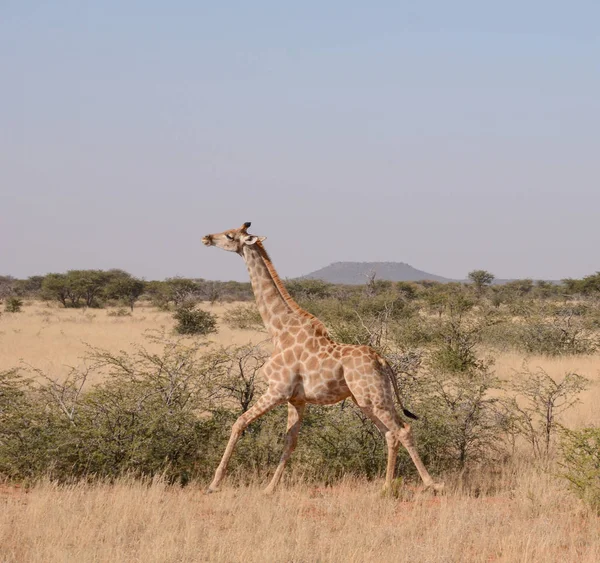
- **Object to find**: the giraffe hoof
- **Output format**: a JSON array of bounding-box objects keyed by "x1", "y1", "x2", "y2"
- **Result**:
[{"x1": 205, "y1": 487, "x2": 220, "y2": 495}]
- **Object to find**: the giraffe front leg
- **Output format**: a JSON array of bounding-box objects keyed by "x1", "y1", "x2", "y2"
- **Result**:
[
  {"x1": 263, "y1": 402, "x2": 306, "y2": 494},
  {"x1": 207, "y1": 393, "x2": 285, "y2": 493}
]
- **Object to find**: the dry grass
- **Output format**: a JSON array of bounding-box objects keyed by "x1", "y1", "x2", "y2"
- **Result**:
[
  {"x1": 2, "y1": 301, "x2": 600, "y2": 562},
  {"x1": 0, "y1": 301, "x2": 264, "y2": 384},
  {"x1": 1, "y1": 468, "x2": 599, "y2": 563},
  {"x1": 493, "y1": 351, "x2": 600, "y2": 427}
]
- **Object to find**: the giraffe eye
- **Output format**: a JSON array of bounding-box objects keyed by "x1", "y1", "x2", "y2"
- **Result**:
[{"x1": 225, "y1": 234, "x2": 234, "y2": 241}]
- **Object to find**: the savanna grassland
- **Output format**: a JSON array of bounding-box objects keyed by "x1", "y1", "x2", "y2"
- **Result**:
[{"x1": 2, "y1": 273, "x2": 600, "y2": 562}]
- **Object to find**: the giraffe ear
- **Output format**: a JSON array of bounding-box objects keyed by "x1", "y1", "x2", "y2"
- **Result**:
[{"x1": 243, "y1": 235, "x2": 266, "y2": 245}]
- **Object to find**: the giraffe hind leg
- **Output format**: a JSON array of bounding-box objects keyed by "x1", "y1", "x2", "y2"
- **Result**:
[
  {"x1": 357, "y1": 405, "x2": 400, "y2": 490},
  {"x1": 356, "y1": 402, "x2": 443, "y2": 492},
  {"x1": 369, "y1": 405, "x2": 443, "y2": 491}
]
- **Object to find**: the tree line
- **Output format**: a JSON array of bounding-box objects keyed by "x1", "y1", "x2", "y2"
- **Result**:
[
  {"x1": 0, "y1": 270, "x2": 254, "y2": 310},
  {"x1": 1, "y1": 268, "x2": 600, "y2": 311}
]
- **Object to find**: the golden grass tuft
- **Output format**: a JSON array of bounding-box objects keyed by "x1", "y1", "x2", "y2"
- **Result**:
[{"x1": 1, "y1": 468, "x2": 599, "y2": 563}]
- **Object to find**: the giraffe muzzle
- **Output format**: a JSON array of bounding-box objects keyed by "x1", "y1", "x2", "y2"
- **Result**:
[{"x1": 202, "y1": 235, "x2": 213, "y2": 246}]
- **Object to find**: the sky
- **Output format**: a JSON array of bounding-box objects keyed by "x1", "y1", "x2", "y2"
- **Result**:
[{"x1": 1, "y1": 1, "x2": 599, "y2": 282}]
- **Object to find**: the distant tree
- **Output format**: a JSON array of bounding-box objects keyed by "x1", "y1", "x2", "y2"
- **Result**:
[
  {"x1": 423, "y1": 283, "x2": 473, "y2": 318},
  {"x1": 561, "y1": 273, "x2": 600, "y2": 299},
  {"x1": 0, "y1": 276, "x2": 15, "y2": 299},
  {"x1": 66, "y1": 270, "x2": 111, "y2": 307},
  {"x1": 41, "y1": 274, "x2": 72, "y2": 307},
  {"x1": 580, "y1": 272, "x2": 600, "y2": 296},
  {"x1": 561, "y1": 278, "x2": 583, "y2": 295},
  {"x1": 418, "y1": 280, "x2": 442, "y2": 289},
  {"x1": 165, "y1": 278, "x2": 201, "y2": 307},
  {"x1": 533, "y1": 280, "x2": 559, "y2": 300},
  {"x1": 468, "y1": 270, "x2": 495, "y2": 295},
  {"x1": 13, "y1": 276, "x2": 45, "y2": 297},
  {"x1": 198, "y1": 280, "x2": 223, "y2": 305},
  {"x1": 396, "y1": 281, "x2": 418, "y2": 300},
  {"x1": 144, "y1": 281, "x2": 167, "y2": 308},
  {"x1": 286, "y1": 279, "x2": 333, "y2": 300},
  {"x1": 104, "y1": 270, "x2": 145, "y2": 311},
  {"x1": 424, "y1": 285, "x2": 450, "y2": 317},
  {"x1": 503, "y1": 279, "x2": 534, "y2": 298},
  {"x1": 367, "y1": 278, "x2": 393, "y2": 296},
  {"x1": 41, "y1": 270, "x2": 112, "y2": 307},
  {"x1": 490, "y1": 287, "x2": 504, "y2": 308}
]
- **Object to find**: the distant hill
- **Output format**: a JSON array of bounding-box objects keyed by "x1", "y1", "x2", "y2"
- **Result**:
[{"x1": 302, "y1": 261, "x2": 454, "y2": 285}]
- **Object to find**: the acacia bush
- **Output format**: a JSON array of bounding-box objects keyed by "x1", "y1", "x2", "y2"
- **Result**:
[
  {"x1": 1, "y1": 339, "x2": 230, "y2": 483},
  {"x1": 4, "y1": 297, "x2": 23, "y2": 312},
  {"x1": 0, "y1": 335, "x2": 510, "y2": 485},
  {"x1": 513, "y1": 313, "x2": 597, "y2": 356},
  {"x1": 0, "y1": 329, "x2": 593, "y2": 488},
  {"x1": 173, "y1": 305, "x2": 218, "y2": 335},
  {"x1": 391, "y1": 317, "x2": 506, "y2": 472},
  {"x1": 222, "y1": 304, "x2": 264, "y2": 331},
  {"x1": 479, "y1": 301, "x2": 599, "y2": 356},
  {"x1": 409, "y1": 364, "x2": 504, "y2": 471},
  {"x1": 560, "y1": 427, "x2": 600, "y2": 513},
  {"x1": 505, "y1": 366, "x2": 588, "y2": 459}
]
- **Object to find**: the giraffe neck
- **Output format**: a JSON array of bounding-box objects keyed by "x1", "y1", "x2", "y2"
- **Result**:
[{"x1": 241, "y1": 244, "x2": 296, "y2": 335}]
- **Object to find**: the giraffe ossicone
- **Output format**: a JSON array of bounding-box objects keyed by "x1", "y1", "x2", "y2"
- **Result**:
[{"x1": 202, "y1": 222, "x2": 443, "y2": 494}]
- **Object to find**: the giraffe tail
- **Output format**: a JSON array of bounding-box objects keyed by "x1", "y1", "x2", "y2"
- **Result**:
[
  {"x1": 380, "y1": 358, "x2": 419, "y2": 420},
  {"x1": 402, "y1": 407, "x2": 419, "y2": 421}
]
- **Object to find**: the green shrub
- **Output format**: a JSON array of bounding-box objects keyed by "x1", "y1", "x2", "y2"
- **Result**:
[
  {"x1": 103, "y1": 271, "x2": 145, "y2": 311},
  {"x1": 561, "y1": 427, "x2": 600, "y2": 513},
  {"x1": 4, "y1": 297, "x2": 23, "y2": 312},
  {"x1": 399, "y1": 359, "x2": 504, "y2": 471},
  {"x1": 0, "y1": 369, "x2": 66, "y2": 480},
  {"x1": 425, "y1": 305, "x2": 500, "y2": 374},
  {"x1": 481, "y1": 304, "x2": 599, "y2": 356},
  {"x1": 467, "y1": 269, "x2": 495, "y2": 295},
  {"x1": 390, "y1": 318, "x2": 435, "y2": 350},
  {"x1": 1, "y1": 339, "x2": 230, "y2": 483},
  {"x1": 222, "y1": 304, "x2": 264, "y2": 331},
  {"x1": 0, "y1": 333, "x2": 532, "y2": 486},
  {"x1": 506, "y1": 366, "x2": 588, "y2": 459},
  {"x1": 173, "y1": 306, "x2": 218, "y2": 335},
  {"x1": 286, "y1": 279, "x2": 333, "y2": 300},
  {"x1": 514, "y1": 315, "x2": 597, "y2": 356}
]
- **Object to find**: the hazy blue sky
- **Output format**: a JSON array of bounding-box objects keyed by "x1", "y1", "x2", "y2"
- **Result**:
[{"x1": 2, "y1": 1, "x2": 599, "y2": 282}]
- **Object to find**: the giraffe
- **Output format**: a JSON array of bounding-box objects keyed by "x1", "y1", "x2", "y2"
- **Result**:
[{"x1": 202, "y1": 222, "x2": 443, "y2": 494}]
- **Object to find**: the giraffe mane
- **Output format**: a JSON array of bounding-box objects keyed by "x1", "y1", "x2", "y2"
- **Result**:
[{"x1": 255, "y1": 242, "x2": 330, "y2": 337}]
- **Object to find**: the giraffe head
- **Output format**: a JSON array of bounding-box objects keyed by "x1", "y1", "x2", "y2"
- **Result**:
[{"x1": 202, "y1": 222, "x2": 266, "y2": 253}]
